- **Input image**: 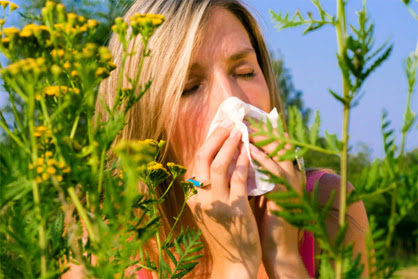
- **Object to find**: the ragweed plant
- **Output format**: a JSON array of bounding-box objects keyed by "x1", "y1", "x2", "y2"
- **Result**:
[
  {"x1": 0, "y1": 1, "x2": 202, "y2": 278},
  {"x1": 248, "y1": 0, "x2": 417, "y2": 278}
]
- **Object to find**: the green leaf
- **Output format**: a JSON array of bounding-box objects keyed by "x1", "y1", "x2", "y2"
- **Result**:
[{"x1": 309, "y1": 110, "x2": 320, "y2": 145}]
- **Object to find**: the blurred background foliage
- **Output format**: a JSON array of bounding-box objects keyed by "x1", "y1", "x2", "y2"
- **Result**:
[{"x1": 2, "y1": 0, "x2": 416, "y2": 269}]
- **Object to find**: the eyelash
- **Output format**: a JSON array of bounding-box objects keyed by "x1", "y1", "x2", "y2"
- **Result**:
[
  {"x1": 182, "y1": 84, "x2": 200, "y2": 96},
  {"x1": 235, "y1": 70, "x2": 255, "y2": 79},
  {"x1": 182, "y1": 71, "x2": 256, "y2": 95}
]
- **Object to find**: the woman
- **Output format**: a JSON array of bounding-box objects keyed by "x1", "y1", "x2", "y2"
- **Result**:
[{"x1": 97, "y1": 0, "x2": 369, "y2": 278}]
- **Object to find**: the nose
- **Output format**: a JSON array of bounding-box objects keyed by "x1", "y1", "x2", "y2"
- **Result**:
[{"x1": 212, "y1": 71, "x2": 250, "y2": 104}]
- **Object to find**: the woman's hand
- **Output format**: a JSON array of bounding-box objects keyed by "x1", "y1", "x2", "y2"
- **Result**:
[
  {"x1": 249, "y1": 132, "x2": 310, "y2": 279},
  {"x1": 186, "y1": 122, "x2": 261, "y2": 279}
]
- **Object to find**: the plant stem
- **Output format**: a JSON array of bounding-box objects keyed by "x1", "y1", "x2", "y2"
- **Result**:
[
  {"x1": 113, "y1": 43, "x2": 128, "y2": 111},
  {"x1": 131, "y1": 39, "x2": 148, "y2": 92},
  {"x1": 399, "y1": 33, "x2": 418, "y2": 157},
  {"x1": 68, "y1": 186, "x2": 98, "y2": 244},
  {"x1": 335, "y1": 1, "x2": 349, "y2": 278},
  {"x1": 8, "y1": 90, "x2": 25, "y2": 140},
  {"x1": 28, "y1": 90, "x2": 47, "y2": 277},
  {"x1": 0, "y1": 116, "x2": 29, "y2": 153},
  {"x1": 97, "y1": 148, "x2": 106, "y2": 194},
  {"x1": 70, "y1": 114, "x2": 80, "y2": 139},
  {"x1": 165, "y1": 199, "x2": 186, "y2": 244}
]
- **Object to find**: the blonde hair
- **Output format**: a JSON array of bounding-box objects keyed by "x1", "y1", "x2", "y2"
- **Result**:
[{"x1": 97, "y1": 0, "x2": 284, "y2": 274}]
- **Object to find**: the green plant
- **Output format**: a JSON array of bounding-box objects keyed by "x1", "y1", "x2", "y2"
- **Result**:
[
  {"x1": 248, "y1": 0, "x2": 417, "y2": 278},
  {"x1": 0, "y1": 1, "x2": 202, "y2": 278}
]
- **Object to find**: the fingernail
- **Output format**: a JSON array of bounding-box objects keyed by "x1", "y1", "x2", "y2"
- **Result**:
[
  {"x1": 220, "y1": 119, "x2": 234, "y2": 128},
  {"x1": 230, "y1": 128, "x2": 241, "y2": 138}
]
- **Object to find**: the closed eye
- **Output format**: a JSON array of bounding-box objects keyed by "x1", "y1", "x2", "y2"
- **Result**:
[
  {"x1": 235, "y1": 70, "x2": 255, "y2": 79},
  {"x1": 182, "y1": 84, "x2": 200, "y2": 96}
]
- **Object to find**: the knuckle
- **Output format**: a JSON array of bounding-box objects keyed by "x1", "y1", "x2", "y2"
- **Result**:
[
  {"x1": 195, "y1": 149, "x2": 206, "y2": 162},
  {"x1": 231, "y1": 170, "x2": 246, "y2": 185}
]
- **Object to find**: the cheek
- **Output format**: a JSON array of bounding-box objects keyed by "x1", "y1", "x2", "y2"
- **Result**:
[
  {"x1": 246, "y1": 75, "x2": 271, "y2": 112},
  {"x1": 171, "y1": 100, "x2": 211, "y2": 170}
]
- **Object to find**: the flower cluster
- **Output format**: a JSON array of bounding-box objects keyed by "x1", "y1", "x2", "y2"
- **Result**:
[
  {"x1": 29, "y1": 151, "x2": 71, "y2": 184},
  {"x1": 0, "y1": 2, "x2": 100, "y2": 60},
  {"x1": 130, "y1": 13, "x2": 165, "y2": 39},
  {"x1": 147, "y1": 161, "x2": 170, "y2": 186},
  {"x1": 0, "y1": 58, "x2": 49, "y2": 97},
  {"x1": 114, "y1": 139, "x2": 159, "y2": 165},
  {"x1": 36, "y1": 85, "x2": 80, "y2": 100},
  {"x1": 33, "y1": 125, "x2": 54, "y2": 147},
  {"x1": 167, "y1": 162, "x2": 187, "y2": 179}
]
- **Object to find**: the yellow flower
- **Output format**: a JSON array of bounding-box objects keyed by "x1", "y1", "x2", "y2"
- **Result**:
[
  {"x1": 36, "y1": 157, "x2": 44, "y2": 165},
  {"x1": 34, "y1": 125, "x2": 51, "y2": 137},
  {"x1": 62, "y1": 166, "x2": 71, "y2": 173},
  {"x1": 57, "y1": 175, "x2": 63, "y2": 182},
  {"x1": 71, "y1": 70, "x2": 78, "y2": 77},
  {"x1": 45, "y1": 151, "x2": 53, "y2": 157},
  {"x1": 1, "y1": 37, "x2": 10, "y2": 47},
  {"x1": 63, "y1": 61, "x2": 71, "y2": 70},
  {"x1": 36, "y1": 166, "x2": 44, "y2": 174},
  {"x1": 0, "y1": 1, "x2": 9, "y2": 8},
  {"x1": 47, "y1": 166, "x2": 56, "y2": 175},
  {"x1": 0, "y1": 19, "x2": 5, "y2": 26},
  {"x1": 20, "y1": 28, "x2": 32, "y2": 37},
  {"x1": 51, "y1": 49, "x2": 65, "y2": 59},
  {"x1": 147, "y1": 161, "x2": 170, "y2": 185},
  {"x1": 29, "y1": 163, "x2": 34, "y2": 170},
  {"x1": 9, "y1": 2, "x2": 18, "y2": 11},
  {"x1": 3, "y1": 27, "x2": 19, "y2": 38},
  {"x1": 42, "y1": 173, "x2": 49, "y2": 180},
  {"x1": 87, "y1": 19, "x2": 99, "y2": 29},
  {"x1": 36, "y1": 176, "x2": 43, "y2": 184},
  {"x1": 47, "y1": 159, "x2": 55, "y2": 166},
  {"x1": 167, "y1": 162, "x2": 187, "y2": 178}
]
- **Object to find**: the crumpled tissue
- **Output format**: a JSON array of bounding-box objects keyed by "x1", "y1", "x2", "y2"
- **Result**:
[{"x1": 206, "y1": 97, "x2": 279, "y2": 196}]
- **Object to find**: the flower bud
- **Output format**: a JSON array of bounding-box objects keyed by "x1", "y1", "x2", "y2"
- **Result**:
[
  {"x1": 51, "y1": 64, "x2": 62, "y2": 78},
  {"x1": 45, "y1": 1, "x2": 55, "y2": 14},
  {"x1": 56, "y1": 4, "x2": 66, "y2": 23},
  {"x1": 9, "y1": 2, "x2": 18, "y2": 12},
  {"x1": 67, "y1": 13, "x2": 78, "y2": 27},
  {"x1": 0, "y1": 1, "x2": 9, "y2": 9}
]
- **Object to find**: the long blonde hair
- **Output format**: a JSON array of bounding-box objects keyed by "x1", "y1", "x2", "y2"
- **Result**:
[{"x1": 97, "y1": 0, "x2": 284, "y2": 273}]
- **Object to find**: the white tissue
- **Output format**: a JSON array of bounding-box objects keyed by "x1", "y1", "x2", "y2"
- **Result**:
[{"x1": 207, "y1": 97, "x2": 279, "y2": 196}]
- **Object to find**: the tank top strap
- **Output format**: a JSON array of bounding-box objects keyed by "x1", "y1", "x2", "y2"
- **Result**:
[{"x1": 306, "y1": 170, "x2": 329, "y2": 192}]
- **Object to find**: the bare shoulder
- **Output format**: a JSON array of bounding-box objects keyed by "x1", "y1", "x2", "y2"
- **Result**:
[{"x1": 316, "y1": 172, "x2": 369, "y2": 229}]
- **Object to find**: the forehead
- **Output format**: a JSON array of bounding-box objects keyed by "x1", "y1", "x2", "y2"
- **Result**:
[{"x1": 193, "y1": 8, "x2": 253, "y2": 64}]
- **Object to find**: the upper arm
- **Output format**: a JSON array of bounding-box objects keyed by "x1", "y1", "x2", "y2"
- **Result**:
[{"x1": 317, "y1": 173, "x2": 370, "y2": 276}]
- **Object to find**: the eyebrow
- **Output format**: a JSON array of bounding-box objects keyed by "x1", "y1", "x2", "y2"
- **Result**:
[
  {"x1": 228, "y1": 48, "x2": 256, "y2": 62},
  {"x1": 188, "y1": 48, "x2": 256, "y2": 73}
]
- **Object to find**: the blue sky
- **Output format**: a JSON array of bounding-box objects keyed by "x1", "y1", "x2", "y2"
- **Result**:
[
  {"x1": 1, "y1": 0, "x2": 417, "y2": 158},
  {"x1": 245, "y1": 0, "x2": 417, "y2": 158}
]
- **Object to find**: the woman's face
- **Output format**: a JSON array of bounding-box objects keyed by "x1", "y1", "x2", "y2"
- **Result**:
[{"x1": 171, "y1": 8, "x2": 271, "y2": 176}]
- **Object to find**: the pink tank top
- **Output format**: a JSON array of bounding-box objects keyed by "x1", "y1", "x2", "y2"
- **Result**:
[
  {"x1": 298, "y1": 170, "x2": 327, "y2": 278},
  {"x1": 137, "y1": 171, "x2": 327, "y2": 278}
]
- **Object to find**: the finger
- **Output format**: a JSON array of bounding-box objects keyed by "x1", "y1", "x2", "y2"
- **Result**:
[
  {"x1": 250, "y1": 144, "x2": 301, "y2": 193},
  {"x1": 230, "y1": 144, "x2": 250, "y2": 199},
  {"x1": 210, "y1": 128, "x2": 242, "y2": 200},
  {"x1": 249, "y1": 143, "x2": 285, "y2": 178},
  {"x1": 193, "y1": 119, "x2": 234, "y2": 191},
  {"x1": 249, "y1": 126, "x2": 296, "y2": 177}
]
